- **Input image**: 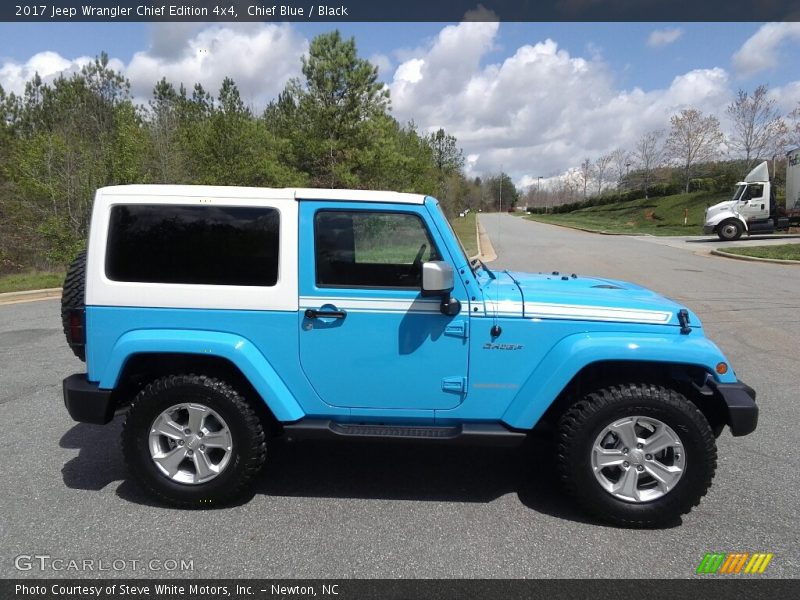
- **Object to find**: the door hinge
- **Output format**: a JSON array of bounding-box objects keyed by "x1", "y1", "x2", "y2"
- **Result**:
[
  {"x1": 442, "y1": 376, "x2": 467, "y2": 394},
  {"x1": 444, "y1": 320, "x2": 469, "y2": 339}
]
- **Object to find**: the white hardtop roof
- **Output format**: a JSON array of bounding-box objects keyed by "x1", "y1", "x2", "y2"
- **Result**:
[{"x1": 97, "y1": 185, "x2": 427, "y2": 205}]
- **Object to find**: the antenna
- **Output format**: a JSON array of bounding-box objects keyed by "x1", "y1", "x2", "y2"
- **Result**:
[{"x1": 491, "y1": 168, "x2": 502, "y2": 338}]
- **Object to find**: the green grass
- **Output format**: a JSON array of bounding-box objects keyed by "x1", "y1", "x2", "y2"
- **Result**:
[
  {"x1": 449, "y1": 211, "x2": 479, "y2": 256},
  {"x1": 0, "y1": 271, "x2": 65, "y2": 293},
  {"x1": 721, "y1": 244, "x2": 800, "y2": 261},
  {"x1": 525, "y1": 191, "x2": 730, "y2": 236}
]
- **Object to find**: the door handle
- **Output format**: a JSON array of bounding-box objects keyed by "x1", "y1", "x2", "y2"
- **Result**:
[{"x1": 305, "y1": 308, "x2": 347, "y2": 320}]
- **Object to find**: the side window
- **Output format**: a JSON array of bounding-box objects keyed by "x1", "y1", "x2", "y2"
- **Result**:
[
  {"x1": 106, "y1": 204, "x2": 280, "y2": 286},
  {"x1": 747, "y1": 184, "x2": 764, "y2": 200},
  {"x1": 314, "y1": 210, "x2": 441, "y2": 288}
]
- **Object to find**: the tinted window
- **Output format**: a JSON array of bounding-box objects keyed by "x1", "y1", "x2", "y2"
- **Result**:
[
  {"x1": 106, "y1": 205, "x2": 279, "y2": 286},
  {"x1": 315, "y1": 211, "x2": 440, "y2": 288}
]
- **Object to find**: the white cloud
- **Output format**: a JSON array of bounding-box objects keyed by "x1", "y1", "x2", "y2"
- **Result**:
[
  {"x1": 369, "y1": 53, "x2": 392, "y2": 79},
  {"x1": 0, "y1": 23, "x2": 307, "y2": 108},
  {"x1": 0, "y1": 51, "x2": 91, "y2": 95},
  {"x1": 733, "y1": 22, "x2": 800, "y2": 77},
  {"x1": 126, "y1": 23, "x2": 307, "y2": 107},
  {"x1": 388, "y1": 21, "x2": 739, "y2": 186},
  {"x1": 647, "y1": 28, "x2": 684, "y2": 48}
]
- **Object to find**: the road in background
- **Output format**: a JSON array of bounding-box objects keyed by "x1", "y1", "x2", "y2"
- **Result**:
[{"x1": 0, "y1": 216, "x2": 797, "y2": 578}]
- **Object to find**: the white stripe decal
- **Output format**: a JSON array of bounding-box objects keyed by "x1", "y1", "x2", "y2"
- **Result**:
[
  {"x1": 523, "y1": 302, "x2": 672, "y2": 324},
  {"x1": 299, "y1": 296, "x2": 672, "y2": 323}
]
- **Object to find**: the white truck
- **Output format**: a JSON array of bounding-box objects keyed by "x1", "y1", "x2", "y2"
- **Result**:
[{"x1": 703, "y1": 149, "x2": 800, "y2": 241}]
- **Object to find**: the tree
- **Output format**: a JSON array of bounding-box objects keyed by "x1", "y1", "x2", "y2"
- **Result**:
[
  {"x1": 147, "y1": 78, "x2": 184, "y2": 182},
  {"x1": 727, "y1": 85, "x2": 788, "y2": 171},
  {"x1": 634, "y1": 130, "x2": 664, "y2": 198},
  {"x1": 578, "y1": 157, "x2": 593, "y2": 199},
  {"x1": 424, "y1": 127, "x2": 464, "y2": 206},
  {"x1": 788, "y1": 102, "x2": 800, "y2": 150},
  {"x1": 609, "y1": 148, "x2": 630, "y2": 192},
  {"x1": 484, "y1": 173, "x2": 519, "y2": 211},
  {"x1": 425, "y1": 128, "x2": 464, "y2": 176},
  {"x1": 665, "y1": 109, "x2": 724, "y2": 193},
  {"x1": 594, "y1": 154, "x2": 613, "y2": 195},
  {"x1": 268, "y1": 31, "x2": 390, "y2": 187}
]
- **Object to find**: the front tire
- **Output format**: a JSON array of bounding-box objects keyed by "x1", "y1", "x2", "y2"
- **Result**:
[
  {"x1": 717, "y1": 219, "x2": 743, "y2": 241},
  {"x1": 122, "y1": 374, "x2": 266, "y2": 507},
  {"x1": 557, "y1": 383, "x2": 716, "y2": 527}
]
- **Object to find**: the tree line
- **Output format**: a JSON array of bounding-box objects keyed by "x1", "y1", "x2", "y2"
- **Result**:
[
  {"x1": 0, "y1": 32, "x2": 519, "y2": 274},
  {"x1": 526, "y1": 87, "x2": 800, "y2": 210}
]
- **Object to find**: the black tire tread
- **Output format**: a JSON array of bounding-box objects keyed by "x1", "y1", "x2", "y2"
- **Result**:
[
  {"x1": 557, "y1": 383, "x2": 717, "y2": 528},
  {"x1": 60, "y1": 250, "x2": 87, "y2": 361},
  {"x1": 121, "y1": 374, "x2": 266, "y2": 508}
]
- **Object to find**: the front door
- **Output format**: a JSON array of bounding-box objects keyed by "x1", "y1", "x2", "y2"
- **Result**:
[
  {"x1": 297, "y1": 202, "x2": 469, "y2": 411},
  {"x1": 739, "y1": 183, "x2": 769, "y2": 222}
]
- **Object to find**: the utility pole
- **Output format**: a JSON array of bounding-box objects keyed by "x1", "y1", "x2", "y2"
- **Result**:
[{"x1": 538, "y1": 176, "x2": 543, "y2": 212}]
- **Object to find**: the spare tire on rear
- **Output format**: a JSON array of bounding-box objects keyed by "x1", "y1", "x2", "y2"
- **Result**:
[{"x1": 61, "y1": 250, "x2": 87, "y2": 361}]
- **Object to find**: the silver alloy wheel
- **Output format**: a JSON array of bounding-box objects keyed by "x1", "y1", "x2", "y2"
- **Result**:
[
  {"x1": 148, "y1": 403, "x2": 234, "y2": 485},
  {"x1": 591, "y1": 415, "x2": 686, "y2": 503},
  {"x1": 720, "y1": 222, "x2": 739, "y2": 239}
]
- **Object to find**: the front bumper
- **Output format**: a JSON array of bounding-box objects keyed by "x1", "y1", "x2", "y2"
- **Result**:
[
  {"x1": 63, "y1": 373, "x2": 115, "y2": 425},
  {"x1": 703, "y1": 224, "x2": 715, "y2": 235},
  {"x1": 708, "y1": 378, "x2": 758, "y2": 436}
]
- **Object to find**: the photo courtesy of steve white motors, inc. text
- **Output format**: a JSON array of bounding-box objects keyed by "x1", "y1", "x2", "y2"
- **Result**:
[
  {"x1": 13, "y1": 3, "x2": 350, "y2": 18},
  {"x1": 14, "y1": 583, "x2": 340, "y2": 597}
]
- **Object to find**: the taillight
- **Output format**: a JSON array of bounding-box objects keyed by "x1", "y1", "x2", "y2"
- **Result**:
[{"x1": 69, "y1": 309, "x2": 85, "y2": 345}]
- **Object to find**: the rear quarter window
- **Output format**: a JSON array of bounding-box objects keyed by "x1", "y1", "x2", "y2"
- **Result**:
[{"x1": 105, "y1": 204, "x2": 280, "y2": 286}]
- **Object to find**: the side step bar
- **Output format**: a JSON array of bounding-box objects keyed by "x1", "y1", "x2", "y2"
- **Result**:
[{"x1": 282, "y1": 419, "x2": 527, "y2": 446}]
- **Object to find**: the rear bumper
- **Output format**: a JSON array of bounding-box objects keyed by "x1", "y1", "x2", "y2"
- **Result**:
[
  {"x1": 63, "y1": 373, "x2": 114, "y2": 425},
  {"x1": 708, "y1": 378, "x2": 758, "y2": 436}
]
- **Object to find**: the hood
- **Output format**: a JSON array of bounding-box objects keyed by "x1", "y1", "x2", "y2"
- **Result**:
[
  {"x1": 705, "y1": 199, "x2": 738, "y2": 219},
  {"x1": 481, "y1": 270, "x2": 698, "y2": 328}
]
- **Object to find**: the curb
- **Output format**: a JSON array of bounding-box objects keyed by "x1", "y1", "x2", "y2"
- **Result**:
[
  {"x1": 522, "y1": 218, "x2": 638, "y2": 236},
  {"x1": 522, "y1": 216, "x2": 709, "y2": 238},
  {"x1": 0, "y1": 287, "x2": 62, "y2": 305},
  {"x1": 473, "y1": 216, "x2": 497, "y2": 263},
  {"x1": 470, "y1": 214, "x2": 482, "y2": 261},
  {"x1": 710, "y1": 249, "x2": 800, "y2": 265}
]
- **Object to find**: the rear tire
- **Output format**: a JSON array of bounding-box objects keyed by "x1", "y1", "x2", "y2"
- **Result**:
[
  {"x1": 122, "y1": 374, "x2": 267, "y2": 508},
  {"x1": 717, "y1": 219, "x2": 743, "y2": 241},
  {"x1": 557, "y1": 383, "x2": 716, "y2": 528},
  {"x1": 61, "y1": 250, "x2": 87, "y2": 361}
]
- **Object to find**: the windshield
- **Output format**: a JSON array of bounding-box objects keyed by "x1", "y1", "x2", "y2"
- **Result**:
[
  {"x1": 438, "y1": 206, "x2": 474, "y2": 271},
  {"x1": 731, "y1": 184, "x2": 747, "y2": 202}
]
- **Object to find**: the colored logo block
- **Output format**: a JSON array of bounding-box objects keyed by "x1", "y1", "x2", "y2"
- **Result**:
[{"x1": 696, "y1": 552, "x2": 773, "y2": 574}]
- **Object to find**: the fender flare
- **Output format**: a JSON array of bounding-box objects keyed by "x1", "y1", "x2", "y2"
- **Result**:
[
  {"x1": 501, "y1": 331, "x2": 735, "y2": 430},
  {"x1": 98, "y1": 329, "x2": 305, "y2": 422}
]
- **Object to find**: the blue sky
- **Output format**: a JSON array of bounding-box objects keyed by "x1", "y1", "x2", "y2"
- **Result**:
[
  {"x1": 1, "y1": 21, "x2": 798, "y2": 184},
  {"x1": 0, "y1": 22, "x2": 788, "y2": 90}
]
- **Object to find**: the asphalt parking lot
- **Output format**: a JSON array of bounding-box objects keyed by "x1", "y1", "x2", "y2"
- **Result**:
[{"x1": 0, "y1": 215, "x2": 797, "y2": 579}]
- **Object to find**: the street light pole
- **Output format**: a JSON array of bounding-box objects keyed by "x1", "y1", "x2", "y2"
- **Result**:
[{"x1": 538, "y1": 176, "x2": 543, "y2": 212}]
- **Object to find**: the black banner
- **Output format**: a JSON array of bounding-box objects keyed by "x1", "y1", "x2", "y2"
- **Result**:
[
  {"x1": 2, "y1": 0, "x2": 800, "y2": 22},
  {"x1": 3, "y1": 579, "x2": 799, "y2": 600}
]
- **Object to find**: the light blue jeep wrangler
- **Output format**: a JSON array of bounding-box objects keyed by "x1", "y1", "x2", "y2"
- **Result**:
[{"x1": 61, "y1": 185, "x2": 757, "y2": 526}]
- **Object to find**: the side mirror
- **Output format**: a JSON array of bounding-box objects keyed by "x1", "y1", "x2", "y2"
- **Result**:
[
  {"x1": 421, "y1": 261, "x2": 454, "y2": 297},
  {"x1": 422, "y1": 261, "x2": 461, "y2": 316}
]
